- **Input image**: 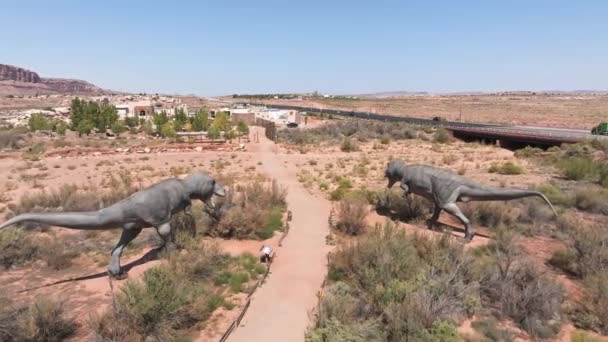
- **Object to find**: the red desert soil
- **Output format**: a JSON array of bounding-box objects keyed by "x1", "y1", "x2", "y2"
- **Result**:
[{"x1": 227, "y1": 127, "x2": 332, "y2": 342}]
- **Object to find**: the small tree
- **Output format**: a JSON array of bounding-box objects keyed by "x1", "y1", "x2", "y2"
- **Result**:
[
  {"x1": 160, "y1": 121, "x2": 176, "y2": 138},
  {"x1": 143, "y1": 120, "x2": 154, "y2": 136},
  {"x1": 213, "y1": 111, "x2": 230, "y2": 132},
  {"x1": 28, "y1": 113, "x2": 50, "y2": 131},
  {"x1": 207, "y1": 125, "x2": 221, "y2": 140},
  {"x1": 125, "y1": 117, "x2": 139, "y2": 128},
  {"x1": 191, "y1": 110, "x2": 209, "y2": 132},
  {"x1": 237, "y1": 120, "x2": 249, "y2": 135},
  {"x1": 153, "y1": 111, "x2": 169, "y2": 128},
  {"x1": 54, "y1": 121, "x2": 68, "y2": 135},
  {"x1": 112, "y1": 121, "x2": 127, "y2": 135},
  {"x1": 76, "y1": 119, "x2": 94, "y2": 136}
]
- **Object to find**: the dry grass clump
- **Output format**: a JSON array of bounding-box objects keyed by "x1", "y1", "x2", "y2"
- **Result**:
[
  {"x1": 0, "y1": 295, "x2": 76, "y2": 342},
  {"x1": 308, "y1": 224, "x2": 476, "y2": 341},
  {"x1": 205, "y1": 179, "x2": 287, "y2": 239}
]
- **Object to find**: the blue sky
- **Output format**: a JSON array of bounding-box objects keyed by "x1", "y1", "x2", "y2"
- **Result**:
[{"x1": 1, "y1": 0, "x2": 607, "y2": 95}]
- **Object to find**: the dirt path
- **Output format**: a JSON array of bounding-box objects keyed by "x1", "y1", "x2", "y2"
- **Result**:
[{"x1": 228, "y1": 127, "x2": 332, "y2": 342}]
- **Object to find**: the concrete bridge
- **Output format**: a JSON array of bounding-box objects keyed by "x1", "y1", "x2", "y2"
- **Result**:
[{"x1": 250, "y1": 103, "x2": 605, "y2": 148}]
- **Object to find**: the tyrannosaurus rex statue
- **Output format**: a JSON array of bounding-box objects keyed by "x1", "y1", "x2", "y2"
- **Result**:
[
  {"x1": 384, "y1": 160, "x2": 557, "y2": 240},
  {"x1": 0, "y1": 173, "x2": 225, "y2": 278}
]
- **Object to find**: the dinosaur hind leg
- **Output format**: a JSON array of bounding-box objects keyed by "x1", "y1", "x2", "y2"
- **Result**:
[
  {"x1": 108, "y1": 226, "x2": 142, "y2": 278},
  {"x1": 156, "y1": 222, "x2": 176, "y2": 253},
  {"x1": 442, "y1": 203, "x2": 474, "y2": 240},
  {"x1": 427, "y1": 204, "x2": 441, "y2": 230}
]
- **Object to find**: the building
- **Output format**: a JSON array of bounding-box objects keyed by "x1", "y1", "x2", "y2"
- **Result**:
[{"x1": 114, "y1": 100, "x2": 155, "y2": 120}]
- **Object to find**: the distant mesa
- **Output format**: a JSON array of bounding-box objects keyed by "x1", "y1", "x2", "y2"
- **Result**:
[{"x1": 0, "y1": 63, "x2": 105, "y2": 95}]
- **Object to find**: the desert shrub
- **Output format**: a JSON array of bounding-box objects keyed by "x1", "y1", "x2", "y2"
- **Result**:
[
  {"x1": 558, "y1": 157, "x2": 596, "y2": 181},
  {"x1": 278, "y1": 120, "x2": 419, "y2": 146},
  {"x1": 0, "y1": 228, "x2": 38, "y2": 269},
  {"x1": 316, "y1": 224, "x2": 479, "y2": 340},
  {"x1": 39, "y1": 239, "x2": 76, "y2": 270},
  {"x1": 374, "y1": 188, "x2": 429, "y2": 222},
  {"x1": 340, "y1": 137, "x2": 358, "y2": 152},
  {"x1": 536, "y1": 183, "x2": 572, "y2": 206},
  {"x1": 471, "y1": 318, "x2": 514, "y2": 342},
  {"x1": 514, "y1": 146, "x2": 543, "y2": 158},
  {"x1": 433, "y1": 128, "x2": 452, "y2": 144},
  {"x1": 335, "y1": 196, "x2": 367, "y2": 235},
  {"x1": 206, "y1": 180, "x2": 287, "y2": 239},
  {"x1": 571, "y1": 329, "x2": 603, "y2": 342},
  {"x1": 549, "y1": 224, "x2": 608, "y2": 278},
  {"x1": 478, "y1": 229, "x2": 564, "y2": 338},
  {"x1": 488, "y1": 161, "x2": 524, "y2": 175},
  {"x1": 379, "y1": 135, "x2": 391, "y2": 145},
  {"x1": 0, "y1": 129, "x2": 25, "y2": 149},
  {"x1": 460, "y1": 202, "x2": 518, "y2": 228},
  {"x1": 329, "y1": 177, "x2": 354, "y2": 201},
  {"x1": 572, "y1": 271, "x2": 608, "y2": 334},
  {"x1": 11, "y1": 174, "x2": 138, "y2": 219},
  {"x1": 0, "y1": 296, "x2": 76, "y2": 342},
  {"x1": 572, "y1": 187, "x2": 608, "y2": 215}
]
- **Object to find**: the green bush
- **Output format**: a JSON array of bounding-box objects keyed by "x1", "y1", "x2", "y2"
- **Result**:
[
  {"x1": 573, "y1": 187, "x2": 608, "y2": 215},
  {"x1": 536, "y1": 183, "x2": 572, "y2": 206}
]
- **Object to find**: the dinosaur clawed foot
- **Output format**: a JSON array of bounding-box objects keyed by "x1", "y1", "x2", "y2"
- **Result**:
[
  {"x1": 108, "y1": 270, "x2": 128, "y2": 280},
  {"x1": 464, "y1": 233, "x2": 475, "y2": 241}
]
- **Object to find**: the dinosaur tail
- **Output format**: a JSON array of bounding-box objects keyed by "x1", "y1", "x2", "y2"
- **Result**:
[
  {"x1": 0, "y1": 211, "x2": 118, "y2": 231},
  {"x1": 464, "y1": 187, "x2": 558, "y2": 216}
]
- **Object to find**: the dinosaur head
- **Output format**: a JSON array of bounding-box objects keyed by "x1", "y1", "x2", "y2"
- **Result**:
[
  {"x1": 385, "y1": 160, "x2": 404, "y2": 188},
  {"x1": 184, "y1": 173, "x2": 226, "y2": 209}
]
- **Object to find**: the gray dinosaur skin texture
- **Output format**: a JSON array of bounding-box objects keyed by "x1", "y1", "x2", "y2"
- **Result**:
[
  {"x1": 384, "y1": 160, "x2": 558, "y2": 240},
  {"x1": 0, "y1": 173, "x2": 225, "y2": 278}
]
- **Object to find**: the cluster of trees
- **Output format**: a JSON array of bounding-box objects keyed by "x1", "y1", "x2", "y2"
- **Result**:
[
  {"x1": 28, "y1": 98, "x2": 250, "y2": 141},
  {"x1": 150, "y1": 109, "x2": 248, "y2": 140},
  {"x1": 70, "y1": 98, "x2": 119, "y2": 136}
]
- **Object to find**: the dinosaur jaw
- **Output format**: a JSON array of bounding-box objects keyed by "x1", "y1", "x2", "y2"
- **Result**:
[{"x1": 387, "y1": 179, "x2": 397, "y2": 188}]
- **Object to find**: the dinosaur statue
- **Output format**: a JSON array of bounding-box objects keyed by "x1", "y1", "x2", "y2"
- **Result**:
[
  {"x1": 0, "y1": 173, "x2": 225, "y2": 278},
  {"x1": 384, "y1": 160, "x2": 557, "y2": 240}
]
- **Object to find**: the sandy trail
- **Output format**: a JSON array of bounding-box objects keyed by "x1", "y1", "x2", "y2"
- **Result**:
[{"x1": 228, "y1": 128, "x2": 332, "y2": 342}]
